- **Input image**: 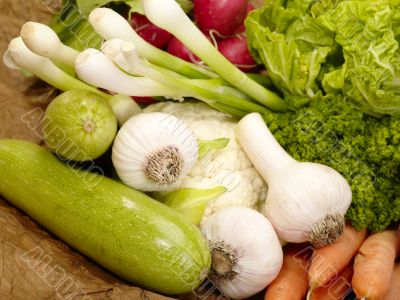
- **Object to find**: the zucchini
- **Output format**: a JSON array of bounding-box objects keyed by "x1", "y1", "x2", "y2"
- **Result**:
[{"x1": 0, "y1": 139, "x2": 211, "y2": 295}]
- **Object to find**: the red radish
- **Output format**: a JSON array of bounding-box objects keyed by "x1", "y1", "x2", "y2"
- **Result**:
[
  {"x1": 234, "y1": 3, "x2": 255, "y2": 34},
  {"x1": 217, "y1": 35, "x2": 258, "y2": 72},
  {"x1": 194, "y1": 0, "x2": 249, "y2": 36},
  {"x1": 130, "y1": 13, "x2": 172, "y2": 49},
  {"x1": 131, "y1": 96, "x2": 156, "y2": 105},
  {"x1": 167, "y1": 36, "x2": 201, "y2": 63}
]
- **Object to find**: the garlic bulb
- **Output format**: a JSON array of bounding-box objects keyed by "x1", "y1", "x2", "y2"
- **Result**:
[
  {"x1": 201, "y1": 207, "x2": 283, "y2": 299},
  {"x1": 112, "y1": 112, "x2": 198, "y2": 192},
  {"x1": 237, "y1": 113, "x2": 352, "y2": 248}
]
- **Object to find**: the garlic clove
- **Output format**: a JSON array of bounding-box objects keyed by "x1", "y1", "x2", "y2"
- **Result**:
[
  {"x1": 201, "y1": 207, "x2": 283, "y2": 299},
  {"x1": 112, "y1": 112, "x2": 198, "y2": 191}
]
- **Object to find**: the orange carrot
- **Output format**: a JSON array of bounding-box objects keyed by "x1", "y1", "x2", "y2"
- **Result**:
[
  {"x1": 352, "y1": 230, "x2": 400, "y2": 300},
  {"x1": 309, "y1": 263, "x2": 353, "y2": 300},
  {"x1": 264, "y1": 243, "x2": 311, "y2": 300},
  {"x1": 308, "y1": 224, "x2": 367, "y2": 287},
  {"x1": 383, "y1": 264, "x2": 400, "y2": 300}
]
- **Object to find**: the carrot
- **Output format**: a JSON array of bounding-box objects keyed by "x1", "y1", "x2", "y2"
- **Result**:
[
  {"x1": 308, "y1": 263, "x2": 353, "y2": 300},
  {"x1": 352, "y1": 230, "x2": 400, "y2": 300},
  {"x1": 383, "y1": 264, "x2": 400, "y2": 300},
  {"x1": 264, "y1": 243, "x2": 311, "y2": 300},
  {"x1": 308, "y1": 224, "x2": 367, "y2": 287}
]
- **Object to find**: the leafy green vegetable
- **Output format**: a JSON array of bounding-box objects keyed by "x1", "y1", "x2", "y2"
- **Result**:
[
  {"x1": 246, "y1": 0, "x2": 400, "y2": 115},
  {"x1": 156, "y1": 186, "x2": 227, "y2": 225},
  {"x1": 263, "y1": 94, "x2": 400, "y2": 232},
  {"x1": 198, "y1": 138, "x2": 230, "y2": 159}
]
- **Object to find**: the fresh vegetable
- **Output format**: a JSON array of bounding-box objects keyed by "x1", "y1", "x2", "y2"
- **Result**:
[
  {"x1": 142, "y1": 0, "x2": 288, "y2": 111},
  {"x1": 130, "y1": 13, "x2": 172, "y2": 49},
  {"x1": 43, "y1": 90, "x2": 117, "y2": 161},
  {"x1": 144, "y1": 102, "x2": 267, "y2": 222},
  {"x1": 75, "y1": 48, "x2": 186, "y2": 99},
  {"x1": 0, "y1": 139, "x2": 211, "y2": 295},
  {"x1": 233, "y1": 3, "x2": 255, "y2": 34},
  {"x1": 193, "y1": 0, "x2": 249, "y2": 36},
  {"x1": 167, "y1": 36, "x2": 200, "y2": 63},
  {"x1": 309, "y1": 264, "x2": 353, "y2": 300},
  {"x1": 201, "y1": 207, "x2": 283, "y2": 299},
  {"x1": 102, "y1": 38, "x2": 271, "y2": 117},
  {"x1": 352, "y1": 230, "x2": 400, "y2": 300},
  {"x1": 108, "y1": 94, "x2": 142, "y2": 125},
  {"x1": 156, "y1": 186, "x2": 227, "y2": 225},
  {"x1": 132, "y1": 96, "x2": 157, "y2": 104},
  {"x1": 383, "y1": 264, "x2": 400, "y2": 300},
  {"x1": 4, "y1": 37, "x2": 102, "y2": 96},
  {"x1": 4, "y1": 37, "x2": 139, "y2": 126},
  {"x1": 262, "y1": 95, "x2": 400, "y2": 232},
  {"x1": 246, "y1": 0, "x2": 400, "y2": 116},
  {"x1": 49, "y1": 3, "x2": 103, "y2": 52},
  {"x1": 88, "y1": 7, "x2": 216, "y2": 79},
  {"x1": 20, "y1": 22, "x2": 79, "y2": 66},
  {"x1": 308, "y1": 224, "x2": 367, "y2": 288},
  {"x1": 237, "y1": 112, "x2": 352, "y2": 247},
  {"x1": 217, "y1": 34, "x2": 258, "y2": 72},
  {"x1": 264, "y1": 244, "x2": 311, "y2": 300},
  {"x1": 112, "y1": 112, "x2": 198, "y2": 192}
]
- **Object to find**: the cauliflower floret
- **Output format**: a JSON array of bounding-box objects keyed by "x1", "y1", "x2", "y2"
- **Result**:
[{"x1": 144, "y1": 102, "x2": 267, "y2": 220}]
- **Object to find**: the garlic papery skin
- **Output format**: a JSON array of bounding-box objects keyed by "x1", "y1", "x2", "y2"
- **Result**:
[
  {"x1": 201, "y1": 207, "x2": 283, "y2": 299},
  {"x1": 237, "y1": 113, "x2": 352, "y2": 248},
  {"x1": 112, "y1": 112, "x2": 198, "y2": 192}
]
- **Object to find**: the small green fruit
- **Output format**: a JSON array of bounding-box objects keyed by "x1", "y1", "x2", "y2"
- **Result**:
[{"x1": 43, "y1": 90, "x2": 117, "y2": 161}]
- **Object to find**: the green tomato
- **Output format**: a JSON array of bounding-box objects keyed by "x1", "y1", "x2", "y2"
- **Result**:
[{"x1": 43, "y1": 90, "x2": 117, "y2": 161}]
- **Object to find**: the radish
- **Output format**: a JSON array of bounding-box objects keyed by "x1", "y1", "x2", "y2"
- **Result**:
[
  {"x1": 167, "y1": 36, "x2": 201, "y2": 63},
  {"x1": 132, "y1": 96, "x2": 157, "y2": 104},
  {"x1": 217, "y1": 35, "x2": 258, "y2": 72},
  {"x1": 130, "y1": 13, "x2": 172, "y2": 49},
  {"x1": 194, "y1": 0, "x2": 248, "y2": 36},
  {"x1": 234, "y1": 3, "x2": 255, "y2": 34}
]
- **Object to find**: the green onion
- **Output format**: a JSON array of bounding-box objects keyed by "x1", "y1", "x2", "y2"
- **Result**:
[
  {"x1": 75, "y1": 48, "x2": 186, "y2": 99},
  {"x1": 88, "y1": 7, "x2": 217, "y2": 79},
  {"x1": 142, "y1": 0, "x2": 288, "y2": 111},
  {"x1": 20, "y1": 22, "x2": 79, "y2": 66},
  {"x1": 4, "y1": 37, "x2": 140, "y2": 125},
  {"x1": 102, "y1": 39, "x2": 271, "y2": 117}
]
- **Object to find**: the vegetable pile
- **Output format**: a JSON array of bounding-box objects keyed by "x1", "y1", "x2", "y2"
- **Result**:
[
  {"x1": 245, "y1": 0, "x2": 400, "y2": 231},
  {"x1": 1, "y1": 0, "x2": 400, "y2": 299}
]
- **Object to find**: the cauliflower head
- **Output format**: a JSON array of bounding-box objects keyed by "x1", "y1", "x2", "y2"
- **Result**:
[{"x1": 144, "y1": 102, "x2": 267, "y2": 220}]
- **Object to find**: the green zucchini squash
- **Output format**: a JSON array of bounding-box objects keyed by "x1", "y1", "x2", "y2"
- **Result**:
[{"x1": 0, "y1": 139, "x2": 211, "y2": 295}]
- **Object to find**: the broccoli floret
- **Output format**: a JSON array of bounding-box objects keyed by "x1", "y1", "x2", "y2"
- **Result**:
[{"x1": 264, "y1": 96, "x2": 400, "y2": 231}]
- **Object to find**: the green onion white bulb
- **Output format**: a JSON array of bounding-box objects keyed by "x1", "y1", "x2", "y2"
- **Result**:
[
  {"x1": 75, "y1": 48, "x2": 185, "y2": 98},
  {"x1": 20, "y1": 21, "x2": 79, "y2": 66}
]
